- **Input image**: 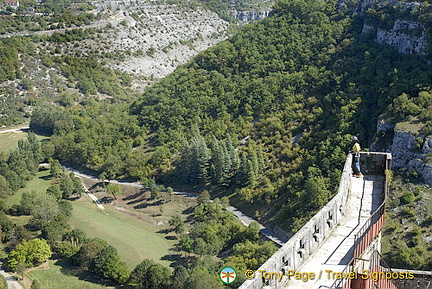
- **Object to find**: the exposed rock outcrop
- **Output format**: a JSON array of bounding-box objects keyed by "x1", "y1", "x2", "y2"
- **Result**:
[
  {"x1": 371, "y1": 118, "x2": 432, "y2": 183},
  {"x1": 389, "y1": 127, "x2": 432, "y2": 184},
  {"x1": 362, "y1": 20, "x2": 429, "y2": 54},
  {"x1": 226, "y1": 9, "x2": 271, "y2": 22}
]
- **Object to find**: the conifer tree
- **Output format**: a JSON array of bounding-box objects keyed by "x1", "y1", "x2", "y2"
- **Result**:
[{"x1": 210, "y1": 137, "x2": 224, "y2": 184}]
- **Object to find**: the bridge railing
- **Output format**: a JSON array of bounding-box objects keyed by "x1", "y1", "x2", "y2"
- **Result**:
[
  {"x1": 353, "y1": 152, "x2": 392, "y2": 259},
  {"x1": 239, "y1": 153, "x2": 355, "y2": 289},
  {"x1": 239, "y1": 152, "x2": 391, "y2": 289},
  {"x1": 330, "y1": 250, "x2": 397, "y2": 289}
]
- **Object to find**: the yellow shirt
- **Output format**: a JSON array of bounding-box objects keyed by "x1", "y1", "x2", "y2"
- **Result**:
[{"x1": 352, "y1": 143, "x2": 361, "y2": 153}]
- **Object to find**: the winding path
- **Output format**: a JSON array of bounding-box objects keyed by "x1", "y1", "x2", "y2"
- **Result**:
[
  {"x1": 0, "y1": 125, "x2": 29, "y2": 134},
  {"x1": 66, "y1": 167, "x2": 286, "y2": 246},
  {"x1": 0, "y1": 270, "x2": 23, "y2": 289}
]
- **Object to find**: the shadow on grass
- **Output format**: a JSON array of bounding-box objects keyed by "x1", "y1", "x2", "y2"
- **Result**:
[
  {"x1": 133, "y1": 202, "x2": 149, "y2": 209},
  {"x1": 126, "y1": 197, "x2": 146, "y2": 206},
  {"x1": 160, "y1": 253, "x2": 194, "y2": 269},
  {"x1": 56, "y1": 258, "x2": 133, "y2": 289},
  {"x1": 182, "y1": 207, "x2": 194, "y2": 215},
  {"x1": 100, "y1": 196, "x2": 114, "y2": 204},
  {"x1": 156, "y1": 228, "x2": 171, "y2": 234},
  {"x1": 122, "y1": 190, "x2": 146, "y2": 201},
  {"x1": 40, "y1": 175, "x2": 52, "y2": 181}
]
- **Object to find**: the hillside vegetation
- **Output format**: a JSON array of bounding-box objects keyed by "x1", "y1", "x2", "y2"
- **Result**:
[
  {"x1": 34, "y1": 0, "x2": 432, "y2": 231},
  {"x1": 1, "y1": 0, "x2": 431, "y2": 285}
]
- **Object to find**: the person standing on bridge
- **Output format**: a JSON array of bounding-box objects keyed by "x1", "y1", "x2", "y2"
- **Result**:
[{"x1": 351, "y1": 136, "x2": 363, "y2": 178}]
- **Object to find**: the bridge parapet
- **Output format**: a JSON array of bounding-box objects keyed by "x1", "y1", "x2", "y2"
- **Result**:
[{"x1": 239, "y1": 152, "x2": 392, "y2": 289}]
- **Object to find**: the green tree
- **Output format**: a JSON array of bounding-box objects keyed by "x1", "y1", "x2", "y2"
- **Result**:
[
  {"x1": 169, "y1": 215, "x2": 184, "y2": 235},
  {"x1": 48, "y1": 158, "x2": 62, "y2": 178},
  {"x1": 60, "y1": 174, "x2": 74, "y2": 199},
  {"x1": 197, "y1": 190, "x2": 211, "y2": 205},
  {"x1": 46, "y1": 185, "x2": 62, "y2": 200},
  {"x1": 106, "y1": 183, "x2": 122, "y2": 199},
  {"x1": 92, "y1": 245, "x2": 130, "y2": 283},
  {"x1": 129, "y1": 259, "x2": 171, "y2": 289},
  {"x1": 63, "y1": 229, "x2": 87, "y2": 246},
  {"x1": 77, "y1": 238, "x2": 108, "y2": 269},
  {"x1": 29, "y1": 193, "x2": 60, "y2": 229},
  {"x1": 171, "y1": 265, "x2": 189, "y2": 288},
  {"x1": 8, "y1": 239, "x2": 52, "y2": 271},
  {"x1": 184, "y1": 267, "x2": 222, "y2": 289}
]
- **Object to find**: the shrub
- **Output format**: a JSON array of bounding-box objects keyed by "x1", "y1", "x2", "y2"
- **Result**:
[{"x1": 400, "y1": 191, "x2": 415, "y2": 204}]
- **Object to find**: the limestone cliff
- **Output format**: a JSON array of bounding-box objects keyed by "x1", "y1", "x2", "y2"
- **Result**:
[
  {"x1": 362, "y1": 20, "x2": 428, "y2": 54},
  {"x1": 373, "y1": 119, "x2": 432, "y2": 184},
  {"x1": 342, "y1": 0, "x2": 431, "y2": 55}
]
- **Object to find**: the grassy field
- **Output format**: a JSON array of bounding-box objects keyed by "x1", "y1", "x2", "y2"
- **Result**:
[
  {"x1": 0, "y1": 132, "x2": 28, "y2": 153},
  {"x1": 70, "y1": 198, "x2": 178, "y2": 269},
  {"x1": 7, "y1": 169, "x2": 53, "y2": 207},
  {"x1": 26, "y1": 260, "x2": 118, "y2": 289},
  {"x1": 0, "y1": 130, "x2": 49, "y2": 154}
]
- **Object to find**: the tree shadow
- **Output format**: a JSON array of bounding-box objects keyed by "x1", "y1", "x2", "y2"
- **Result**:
[
  {"x1": 156, "y1": 228, "x2": 171, "y2": 234},
  {"x1": 56, "y1": 258, "x2": 134, "y2": 289},
  {"x1": 133, "y1": 202, "x2": 149, "y2": 209},
  {"x1": 126, "y1": 197, "x2": 146, "y2": 205},
  {"x1": 122, "y1": 190, "x2": 146, "y2": 201},
  {"x1": 165, "y1": 235, "x2": 177, "y2": 240},
  {"x1": 40, "y1": 175, "x2": 52, "y2": 180},
  {"x1": 160, "y1": 253, "x2": 194, "y2": 269},
  {"x1": 100, "y1": 196, "x2": 114, "y2": 204},
  {"x1": 182, "y1": 207, "x2": 194, "y2": 214}
]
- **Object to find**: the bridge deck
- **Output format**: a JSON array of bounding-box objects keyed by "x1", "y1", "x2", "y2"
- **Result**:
[{"x1": 282, "y1": 175, "x2": 384, "y2": 289}]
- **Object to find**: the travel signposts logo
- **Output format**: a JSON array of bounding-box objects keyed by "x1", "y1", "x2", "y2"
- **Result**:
[{"x1": 220, "y1": 266, "x2": 237, "y2": 284}]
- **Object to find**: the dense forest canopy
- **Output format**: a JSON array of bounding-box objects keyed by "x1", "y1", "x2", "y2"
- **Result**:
[
  {"x1": 26, "y1": 0, "x2": 431, "y2": 237},
  {"x1": 0, "y1": 0, "x2": 426, "y2": 278}
]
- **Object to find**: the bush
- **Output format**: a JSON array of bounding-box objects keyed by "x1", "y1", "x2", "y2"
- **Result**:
[{"x1": 400, "y1": 191, "x2": 415, "y2": 204}]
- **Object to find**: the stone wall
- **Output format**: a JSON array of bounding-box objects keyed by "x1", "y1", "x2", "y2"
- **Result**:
[
  {"x1": 239, "y1": 153, "x2": 391, "y2": 289},
  {"x1": 239, "y1": 154, "x2": 354, "y2": 289}
]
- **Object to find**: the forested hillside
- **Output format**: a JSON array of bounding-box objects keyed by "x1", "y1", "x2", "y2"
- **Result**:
[
  {"x1": 2, "y1": 0, "x2": 431, "y2": 282},
  {"x1": 35, "y1": 0, "x2": 432, "y2": 232}
]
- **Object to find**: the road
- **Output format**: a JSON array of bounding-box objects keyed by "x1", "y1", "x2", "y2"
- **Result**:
[
  {"x1": 0, "y1": 270, "x2": 24, "y2": 289},
  {"x1": 0, "y1": 126, "x2": 29, "y2": 134},
  {"x1": 67, "y1": 167, "x2": 287, "y2": 246}
]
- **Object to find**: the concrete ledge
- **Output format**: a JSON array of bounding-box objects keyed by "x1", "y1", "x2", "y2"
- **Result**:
[{"x1": 239, "y1": 154, "x2": 354, "y2": 289}]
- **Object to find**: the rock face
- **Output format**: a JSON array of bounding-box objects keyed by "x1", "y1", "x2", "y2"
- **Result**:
[
  {"x1": 227, "y1": 9, "x2": 271, "y2": 22},
  {"x1": 87, "y1": 1, "x2": 230, "y2": 86},
  {"x1": 371, "y1": 118, "x2": 432, "y2": 183},
  {"x1": 362, "y1": 20, "x2": 429, "y2": 54},
  {"x1": 389, "y1": 128, "x2": 432, "y2": 184}
]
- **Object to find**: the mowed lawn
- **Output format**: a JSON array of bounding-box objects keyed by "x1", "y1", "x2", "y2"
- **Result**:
[
  {"x1": 0, "y1": 130, "x2": 49, "y2": 154},
  {"x1": 0, "y1": 131, "x2": 28, "y2": 153},
  {"x1": 7, "y1": 169, "x2": 52, "y2": 207},
  {"x1": 70, "y1": 199, "x2": 177, "y2": 269},
  {"x1": 27, "y1": 260, "x2": 117, "y2": 289}
]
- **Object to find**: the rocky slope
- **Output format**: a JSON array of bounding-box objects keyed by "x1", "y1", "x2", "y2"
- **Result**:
[
  {"x1": 372, "y1": 119, "x2": 432, "y2": 184},
  {"x1": 69, "y1": 2, "x2": 230, "y2": 88}
]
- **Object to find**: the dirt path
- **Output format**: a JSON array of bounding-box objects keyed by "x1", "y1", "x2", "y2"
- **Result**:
[
  {"x1": 0, "y1": 125, "x2": 29, "y2": 134},
  {"x1": 67, "y1": 166, "x2": 287, "y2": 246},
  {"x1": 0, "y1": 269, "x2": 24, "y2": 289}
]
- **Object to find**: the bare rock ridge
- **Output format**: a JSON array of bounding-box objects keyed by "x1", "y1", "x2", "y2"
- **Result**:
[
  {"x1": 339, "y1": 0, "x2": 430, "y2": 54},
  {"x1": 372, "y1": 119, "x2": 432, "y2": 184},
  {"x1": 362, "y1": 20, "x2": 429, "y2": 54},
  {"x1": 89, "y1": 1, "x2": 230, "y2": 85}
]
